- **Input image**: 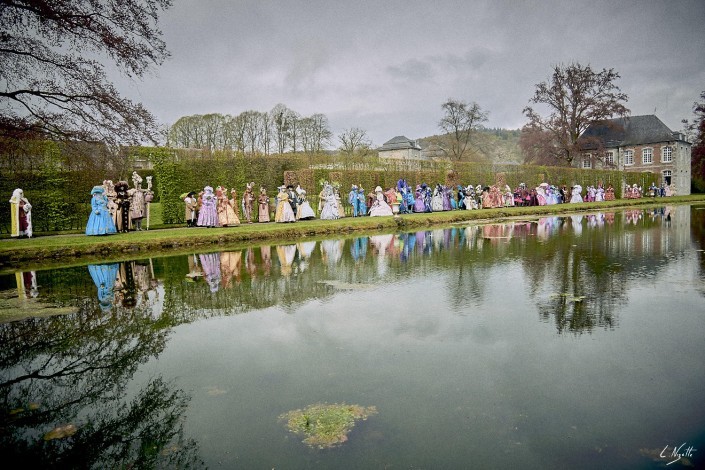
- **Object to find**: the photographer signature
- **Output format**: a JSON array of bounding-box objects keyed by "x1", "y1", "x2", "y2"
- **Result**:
[{"x1": 660, "y1": 443, "x2": 697, "y2": 466}]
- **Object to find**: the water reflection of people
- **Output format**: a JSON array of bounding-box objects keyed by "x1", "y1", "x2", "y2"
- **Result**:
[
  {"x1": 624, "y1": 210, "x2": 642, "y2": 226},
  {"x1": 537, "y1": 218, "x2": 558, "y2": 240},
  {"x1": 276, "y1": 244, "x2": 297, "y2": 276},
  {"x1": 415, "y1": 230, "x2": 426, "y2": 253},
  {"x1": 15, "y1": 270, "x2": 38, "y2": 299},
  {"x1": 369, "y1": 234, "x2": 394, "y2": 276},
  {"x1": 115, "y1": 261, "x2": 137, "y2": 308},
  {"x1": 199, "y1": 253, "x2": 221, "y2": 292},
  {"x1": 482, "y1": 224, "x2": 513, "y2": 244},
  {"x1": 133, "y1": 260, "x2": 158, "y2": 307},
  {"x1": 88, "y1": 264, "x2": 118, "y2": 311},
  {"x1": 186, "y1": 254, "x2": 203, "y2": 280},
  {"x1": 297, "y1": 241, "x2": 317, "y2": 271},
  {"x1": 570, "y1": 215, "x2": 583, "y2": 235},
  {"x1": 261, "y1": 246, "x2": 272, "y2": 276},
  {"x1": 297, "y1": 241, "x2": 317, "y2": 261},
  {"x1": 220, "y1": 251, "x2": 242, "y2": 288},
  {"x1": 321, "y1": 239, "x2": 344, "y2": 266},
  {"x1": 350, "y1": 237, "x2": 368, "y2": 262},
  {"x1": 245, "y1": 247, "x2": 257, "y2": 277}
]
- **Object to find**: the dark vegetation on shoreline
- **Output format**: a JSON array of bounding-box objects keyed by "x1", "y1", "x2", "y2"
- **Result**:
[{"x1": 1, "y1": 196, "x2": 703, "y2": 273}]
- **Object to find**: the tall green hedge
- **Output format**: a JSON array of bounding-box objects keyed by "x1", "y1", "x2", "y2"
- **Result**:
[{"x1": 1, "y1": 144, "x2": 656, "y2": 231}]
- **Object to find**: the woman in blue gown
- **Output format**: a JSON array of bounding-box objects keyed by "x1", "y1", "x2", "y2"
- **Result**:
[{"x1": 86, "y1": 186, "x2": 117, "y2": 235}]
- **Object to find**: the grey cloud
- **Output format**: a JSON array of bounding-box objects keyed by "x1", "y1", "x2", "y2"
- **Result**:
[
  {"x1": 110, "y1": 0, "x2": 705, "y2": 147},
  {"x1": 386, "y1": 58, "x2": 435, "y2": 82}
]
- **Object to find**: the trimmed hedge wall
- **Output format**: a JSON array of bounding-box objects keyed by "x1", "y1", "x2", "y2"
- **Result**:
[{"x1": 1, "y1": 145, "x2": 656, "y2": 231}]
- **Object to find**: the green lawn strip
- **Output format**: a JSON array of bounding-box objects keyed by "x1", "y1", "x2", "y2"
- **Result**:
[{"x1": 1, "y1": 195, "x2": 703, "y2": 271}]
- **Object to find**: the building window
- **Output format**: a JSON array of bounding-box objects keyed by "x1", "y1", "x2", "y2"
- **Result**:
[
  {"x1": 642, "y1": 148, "x2": 653, "y2": 164},
  {"x1": 605, "y1": 151, "x2": 614, "y2": 165},
  {"x1": 624, "y1": 150, "x2": 634, "y2": 165},
  {"x1": 582, "y1": 156, "x2": 592, "y2": 168},
  {"x1": 662, "y1": 146, "x2": 673, "y2": 162},
  {"x1": 663, "y1": 170, "x2": 672, "y2": 185}
]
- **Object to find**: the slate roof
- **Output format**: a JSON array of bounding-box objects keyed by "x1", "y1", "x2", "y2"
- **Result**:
[
  {"x1": 379, "y1": 136, "x2": 422, "y2": 151},
  {"x1": 581, "y1": 115, "x2": 681, "y2": 147}
]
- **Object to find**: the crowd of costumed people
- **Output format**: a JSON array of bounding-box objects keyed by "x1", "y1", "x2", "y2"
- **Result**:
[
  {"x1": 85, "y1": 171, "x2": 154, "y2": 236},
  {"x1": 5, "y1": 176, "x2": 678, "y2": 238},
  {"x1": 177, "y1": 178, "x2": 678, "y2": 227}
]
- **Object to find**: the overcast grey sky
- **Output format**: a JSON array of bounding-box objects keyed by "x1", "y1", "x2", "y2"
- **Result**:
[{"x1": 117, "y1": 0, "x2": 705, "y2": 147}]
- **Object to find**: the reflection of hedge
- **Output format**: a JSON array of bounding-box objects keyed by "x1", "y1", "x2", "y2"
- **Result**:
[{"x1": 2, "y1": 144, "x2": 656, "y2": 230}]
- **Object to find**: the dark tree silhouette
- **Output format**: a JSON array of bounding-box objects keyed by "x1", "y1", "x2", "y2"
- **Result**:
[
  {"x1": 0, "y1": 0, "x2": 172, "y2": 145},
  {"x1": 683, "y1": 91, "x2": 705, "y2": 191},
  {"x1": 522, "y1": 63, "x2": 629, "y2": 165},
  {"x1": 0, "y1": 298, "x2": 202, "y2": 468}
]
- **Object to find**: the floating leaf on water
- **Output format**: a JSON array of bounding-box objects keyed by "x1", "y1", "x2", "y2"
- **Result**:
[
  {"x1": 549, "y1": 292, "x2": 585, "y2": 302},
  {"x1": 205, "y1": 386, "x2": 227, "y2": 396},
  {"x1": 317, "y1": 281, "x2": 376, "y2": 291},
  {"x1": 279, "y1": 402, "x2": 378, "y2": 449},
  {"x1": 44, "y1": 424, "x2": 78, "y2": 441},
  {"x1": 161, "y1": 445, "x2": 181, "y2": 456}
]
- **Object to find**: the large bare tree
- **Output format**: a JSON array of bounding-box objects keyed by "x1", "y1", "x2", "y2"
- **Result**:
[
  {"x1": 270, "y1": 103, "x2": 293, "y2": 155},
  {"x1": 241, "y1": 110, "x2": 266, "y2": 156},
  {"x1": 0, "y1": 0, "x2": 171, "y2": 145},
  {"x1": 338, "y1": 127, "x2": 371, "y2": 156},
  {"x1": 309, "y1": 113, "x2": 332, "y2": 152},
  {"x1": 287, "y1": 110, "x2": 301, "y2": 153},
  {"x1": 438, "y1": 98, "x2": 488, "y2": 160},
  {"x1": 522, "y1": 63, "x2": 629, "y2": 165},
  {"x1": 299, "y1": 113, "x2": 331, "y2": 153}
]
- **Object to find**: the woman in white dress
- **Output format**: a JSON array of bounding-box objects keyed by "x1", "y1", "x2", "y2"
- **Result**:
[
  {"x1": 319, "y1": 183, "x2": 339, "y2": 220},
  {"x1": 369, "y1": 186, "x2": 394, "y2": 217},
  {"x1": 595, "y1": 184, "x2": 605, "y2": 202},
  {"x1": 431, "y1": 184, "x2": 444, "y2": 212},
  {"x1": 464, "y1": 185, "x2": 477, "y2": 210},
  {"x1": 295, "y1": 186, "x2": 316, "y2": 220},
  {"x1": 570, "y1": 184, "x2": 583, "y2": 203}
]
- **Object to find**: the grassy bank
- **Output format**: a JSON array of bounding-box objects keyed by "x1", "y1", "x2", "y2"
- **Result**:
[{"x1": 1, "y1": 195, "x2": 703, "y2": 272}]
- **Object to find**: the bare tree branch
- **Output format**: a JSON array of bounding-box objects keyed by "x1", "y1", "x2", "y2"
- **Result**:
[{"x1": 0, "y1": 0, "x2": 171, "y2": 145}]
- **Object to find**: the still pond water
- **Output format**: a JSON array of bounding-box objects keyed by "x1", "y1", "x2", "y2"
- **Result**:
[{"x1": 1, "y1": 204, "x2": 704, "y2": 469}]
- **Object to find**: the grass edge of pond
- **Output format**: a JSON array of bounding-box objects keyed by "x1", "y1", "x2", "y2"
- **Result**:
[{"x1": 1, "y1": 195, "x2": 703, "y2": 272}]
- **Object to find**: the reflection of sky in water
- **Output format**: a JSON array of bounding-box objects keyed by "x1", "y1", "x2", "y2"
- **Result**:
[{"x1": 1, "y1": 205, "x2": 704, "y2": 469}]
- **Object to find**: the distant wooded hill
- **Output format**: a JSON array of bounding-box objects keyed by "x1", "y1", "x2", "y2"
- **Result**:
[{"x1": 418, "y1": 128, "x2": 522, "y2": 163}]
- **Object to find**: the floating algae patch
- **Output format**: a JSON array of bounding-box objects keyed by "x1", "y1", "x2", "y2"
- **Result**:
[
  {"x1": 279, "y1": 402, "x2": 377, "y2": 449},
  {"x1": 44, "y1": 424, "x2": 78, "y2": 441},
  {"x1": 0, "y1": 290, "x2": 76, "y2": 323}
]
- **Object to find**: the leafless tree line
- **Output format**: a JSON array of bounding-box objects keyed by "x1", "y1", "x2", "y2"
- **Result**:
[{"x1": 166, "y1": 104, "x2": 333, "y2": 155}]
